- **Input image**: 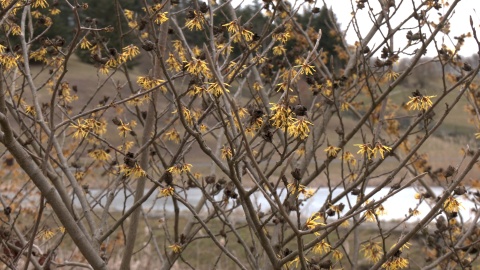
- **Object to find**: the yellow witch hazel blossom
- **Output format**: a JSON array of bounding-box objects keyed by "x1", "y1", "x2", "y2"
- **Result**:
[
  {"x1": 444, "y1": 196, "x2": 462, "y2": 213},
  {"x1": 373, "y1": 142, "x2": 392, "y2": 159},
  {"x1": 270, "y1": 103, "x2": 294, "y2": 129},
  {"x1": 382, "y1": 257, "x2": 409, "y2": 270},
  {"x1": 296, "y1": 62, "x2": 315, "y2": 76},
  {"x1": 288, "y1": 119, "x2": 313, "y2": 140},
  {"x1": 361, "y1": 241, "x2": 383, "y2": 263},
  {"x1": 185, "y1": 10, "x2": 206, "y2": 31},
  {"x1": 88, "y1": 149, "x2": 110, "y2": 161},
  {"x1": 305, "y1": 212, "x2": 325, "y2": 230},
  {"x1": 185, "y1": 58, "x2": 210, "y2": 77},
  {"x1": 169, "y1": 243, "x2": 182, "y2": 253},
  {"x1": 324, "y1": 145, "x2": 341, "y2": 158},
  {"x1": 158, "y1": 186, "x2": 175, "y2": 197},
  {"x1": 355, "y1": 143, "x2": 374, "y2": 159},
  {"x1": 137, "y1": 76, "x2": 165, "y2": 90},
  {"x1": 122, "y1": 44, "x2": 140, "y2": 60},
  {"x1": 154, "y1": 12, "x2": 169, "y2": 25},
  {"x1": 120, "y1": 163, "x2": 147, "y2": 179},
  {"x1": 207, "y1": 82, "x2": 230, "y2": 97},
  {"x1": 70, "y1": 118, "x2": 107, "y2": 139},
  {"x1": 343, "y1": 151, "x2": 357, "y2": 166},
  {"x1": 355, "y1": 142, "x2": 391, "y2": 160},
  {"x1": 313, "y1": 240, "x2": 331, "y2": 254},
  {"x1": 287, "y1": 182, "x2": 307, "y2": 197},
  {"x1": 406, "y1": 90, "x2": 436, "y2": 110}
]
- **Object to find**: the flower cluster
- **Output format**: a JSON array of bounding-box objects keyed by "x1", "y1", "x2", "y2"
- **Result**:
[
  {"x1": 70, "y1": 118, "x2": 107, "y2": 139},
  {"x1": 354, "y1": 142, "x2": 392, "y2": 160},
  {"x1": 406, "y1": 91, "x2": 436, "y2": 111},
  {"x1": 361, "y1": 241, "x2": 383, "y2": 263}
]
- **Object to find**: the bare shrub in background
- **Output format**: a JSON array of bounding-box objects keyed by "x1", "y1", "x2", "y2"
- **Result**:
[{"x1": 1, "y1": 0, "x2": 480, "y2": 269}]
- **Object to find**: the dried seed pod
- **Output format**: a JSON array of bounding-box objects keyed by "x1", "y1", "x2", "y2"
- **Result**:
[{"x1": 291, "y1": 168, "x2": 302, "y2": 181}]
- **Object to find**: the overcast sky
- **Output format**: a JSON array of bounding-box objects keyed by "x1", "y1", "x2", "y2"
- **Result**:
[
  {"x1": 322, "y1": 0, "x2": 478, "y2": 57},
  {"x1": 232, "y1": 0, "x2": 479, "y2": 57}
]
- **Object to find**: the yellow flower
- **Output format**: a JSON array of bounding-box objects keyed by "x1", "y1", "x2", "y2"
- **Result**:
[
  {"x1": 88, "y1": 149, "x2": 111, "y2": 161},
  {"x1": 312, "y1": 240, "x2": 330, "y2": 254},
  {"x1": 70, "y1": 119, "x2": 91, "y2": 138},
  {"x1": 364, "y1": 209, "x2": 376, "y2": 222},
  {"x1": 99, "y1": 65, "x2": 109, "y2": 74},
  {"x1": 75, "y1": 171, "x2": 86, "y2": 181},
  {"x1": 49, "y1": 7, "x2": 61, "y2": 15},
  {"x1": 166, "y1": 53, "x2": 181, "y2": 72},
  {"x1": 181, "y1": 163, "x2": 192, "y2": 173},
  {"x1": 253, "y1": 81, "x2": 263, "y2": 91},
  {"x1": 185, "y1": 11, "x2": 205, "y2": 31},
  {"x1": 30, "y1": 47, "x2": 47, "y2": 62},
  {"x1": 273, "y1": 31, "x2": 291, "y2": 44},
  {"x1": 296, "y1": 63, "x2": 315, "y2": 75},
  {"x1": 185, "y1": 58, "x2": 210, "y2": 76},
  {"x1": 324, "y1": 146, "x2": 341, "y2": 158},
  {"x1": 38, "y1": 229, "x2": 55, "y2": 240},
  {"x1": 221, "y1": 146, "x2": 233, "y2": 160},
  {"x1": 24, "y1": 105, "x2": 36, "y2": 116},
  {"x1": 207, "y1": 82, "x2": 230, "y2": 97},
  {"x1": 167, "y1": 165, "x2": 182, "y2": 175},
  {"x1": 124, "y1": 9, "x2": 134, "y2": 20},
  {"x1": 342, "y1": 151, "x2": 357, "y2": 166},
  {"x1": 57, "y1": 226, "x2": 65, "y2": 234},
  {"x1": 382, "y1": 257, "x2": 409, "y2": 270},
  {"x1": 385, "y1": 69, "x2": 399, "y2": 80},
  {"x1": 444, "y1": 196, "x2": 462, "y2": 213},
  {"x1": 272, "y1": 45, "x2": 286, "y2": 56},
  {"x1": 406, "y1": 94, "x2": 436, "y2": 110},
  {"x1": 223, "y1": 21, "x2": 240, "y2": 34},
  {"x1": 159, "y1": 186, "x2": 175, "y2": 197},
  {"x1": 286, "y1": 183, "x2": 307, "y2": 197},
  {"x1": 286, "y1": 256, "x2": 302, "y2": 269},
  {"x1": 355, "y1": 143, "x2": 374, "y2": 159},
  {"x1": 80, "y1": 38, "x2": 92, "y2": 49},
  {"x1": 117, "y1": 120, "x2": 132, "y2": 137},
  {"x1": 154, "y1": 12, "x2": 169, "y2": 24},
  {"x1": 304, "y1": 188, "x2": 315, "y2": 199},
  {"x1": 122, "y1": 45, "x2": 140, "y2": 60},
  {"x1": 199, "y1": 124, "x2": 208, "y2": 132},
  {"x1": 32, "y1": 0, "x2": 48, "y2": 9},
  {"x1": 169, "y1": 243, "x2": 182, "y2": 253},
  {"x1": 137, "y1": 76, "x2": 164, "y2": 90},
  {"x1": 164, "y1": 129, "x2": 181, "y2": 143},
  {"x1": 0, "y1": 54, "x2": 19, "y2": 70},
  {"x1": 305, "y1": 212, "x2": 325, "y2": 230},
  {"x1": 373, "y1": 143, "x2": 392, "y2": 159},
  {"x1": 288, "y1": 119, "x2": 313, "y2": 140},
  {"x1": 130, "y1": 163, "x2": 147, "y2": 179},
  {"x1": 361, "y1": 241, "x2": 383, "y2": 263},
  {"x1": 332, "y1": 249, "x2": 343, "y2": 261},
  {"x1": 270, "y1": 103, "x2": 293, "y2": 129},
  {"x1": 375, "y1": 204, "x2": 387, "y2": 216}
]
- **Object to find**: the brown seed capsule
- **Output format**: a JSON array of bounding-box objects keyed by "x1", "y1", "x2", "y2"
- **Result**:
[
  {"x1": 291, "y1": 168, "x2": 301, "y2": 181},
  {"x1": 454, "y1": 186, "x2": 466, "y2": 196},
  {"x1": 3, "y1": 207, "x2": 11, "y2": 216},
  {"x1": 444, "y1": 165, "x2": 455, "y2": 178},
  {"x1": 142, "y1": 40, "x2": 155, "y2": 51}
]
